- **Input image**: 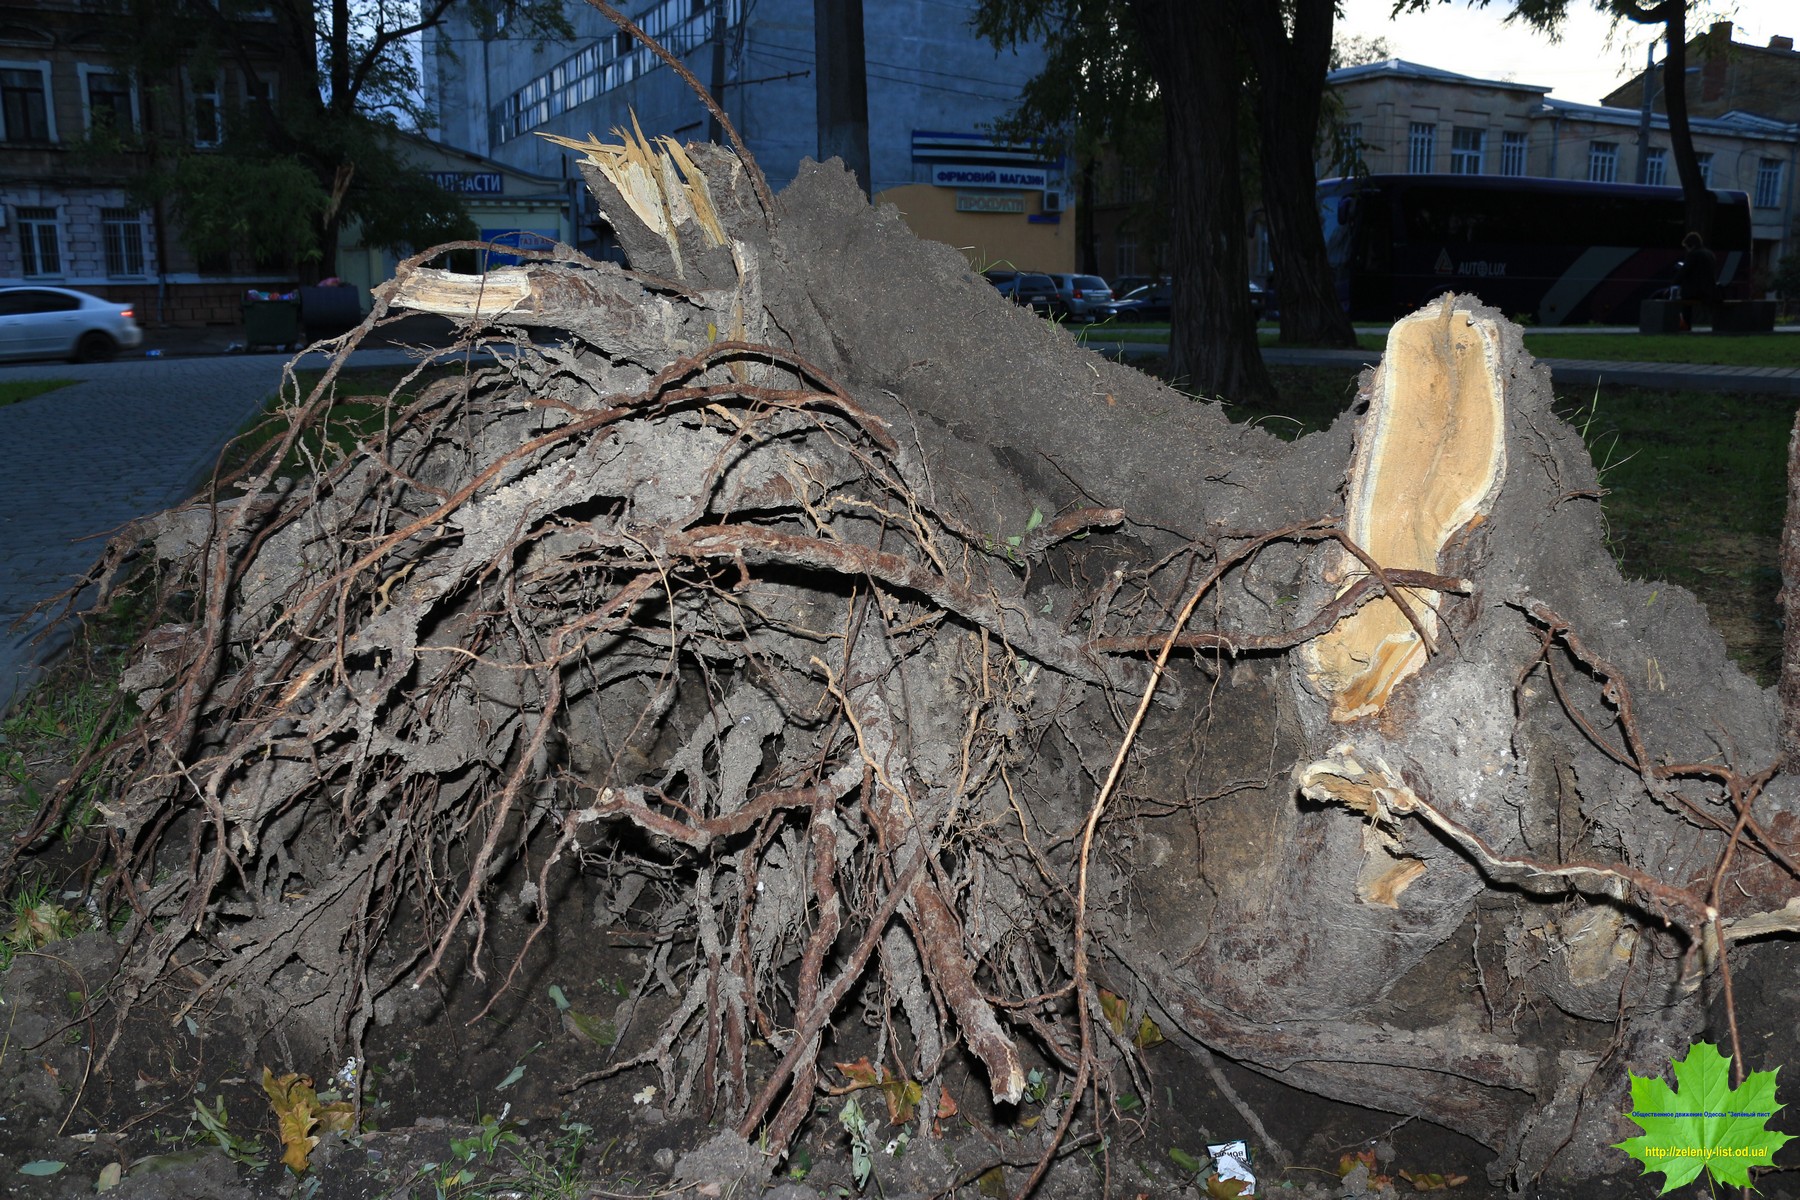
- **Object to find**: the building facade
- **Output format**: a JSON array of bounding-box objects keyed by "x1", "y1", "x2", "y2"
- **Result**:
[
  {"x1": 1327, "y1": 57, "x2": 1799, "y2": 285},
  {"x1": 1603, "y1": 21, "x2": 1800, "y2": 126},
  {"x1": 334, "y1": 133, "x2": 575, "y2": 300},
  {"x1": 0, "y1": 0, "x2": 307, "y2": 324},
  {"x1": 424, "y1": 0, "x2": 1071, "y2": 273}
]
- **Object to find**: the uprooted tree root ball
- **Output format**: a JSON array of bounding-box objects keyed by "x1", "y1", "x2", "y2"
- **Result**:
[{"x1": 13, "y1": 130, "x2": 1800, "y2": 1197}]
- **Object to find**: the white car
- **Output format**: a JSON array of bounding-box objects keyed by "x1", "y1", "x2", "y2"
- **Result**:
[{"x1": 0, "y1": 285, "x2": 144, "y2": 363}]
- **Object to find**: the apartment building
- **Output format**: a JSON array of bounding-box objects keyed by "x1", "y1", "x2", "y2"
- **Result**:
[
  {"x1": 0, "y1": 0, "x2": 306, "y2": 323},
  {"x1": 424, "y1": 0, "x2": 1071, "y2": 272}
]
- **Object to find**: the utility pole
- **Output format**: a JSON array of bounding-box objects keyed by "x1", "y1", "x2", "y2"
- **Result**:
[
  {"x1": 813, "y1": 0, "x2": 870, "y2": 195},
  {"x1": 1635, "y1": 41, "x2": 1656, "y2": 184}
]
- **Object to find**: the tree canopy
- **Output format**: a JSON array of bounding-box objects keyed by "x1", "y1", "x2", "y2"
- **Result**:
[{"x1": 111, "y1": 0, "x2": 568, "y2": 275}]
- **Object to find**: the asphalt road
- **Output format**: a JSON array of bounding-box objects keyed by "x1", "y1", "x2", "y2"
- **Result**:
[{"x1": 0, "y1": 348, "x2": 420, "y2": 714}]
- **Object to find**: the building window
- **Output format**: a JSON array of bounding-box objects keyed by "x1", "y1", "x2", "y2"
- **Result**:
[
  {"x1": 1116, "y1": 239, "x2": 1138, "y2": 280},
  {"x1": 82, "y1": 67, "x2": 137, "y2": 134},
  {"x1": 1587, "y1": 141, "x2": 1618, "y2": 183},
  {"x1": 1407, "y1": 122, "x2": 1436, "y2": 173},
  {"x1": 191, "y1": 71, "x2": 221, "y2": 147},
  {"x1": 1450, "y1": 127, "x2": 1484, "y2": 174},
  {"x1": 1, "y1": 65, "x2": 53, "y2": 143},
  {"x1": 102, "y1": 208, "x2": 146, "y2": 277},
  {"x1": 1499, "y1": 132, "x2": 1527, "y2": 176},
  {"x1": 1118, "y1": 164, "x2": 1139, "y2": 205},
  {"x1": 1343, "y1": 121, "x2": 1365, "y2": 170},
  {"x1": 17, "y1": 207, "x2": 62, "y2": 277},
  {"x1": 1642, "y1": 147, "x2": 1667, "y2": 186},
  {"x1": 1755, "y1": 158, "x2": 1783, "y2": 208},
  {"x1": 1696, "y1": 151, "x2": 1713, "y2": 186}
]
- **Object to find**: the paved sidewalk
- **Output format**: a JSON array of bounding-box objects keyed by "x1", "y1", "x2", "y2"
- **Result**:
[{"x1": 0, "y1": 346, "x2": 426, "y2": 714}]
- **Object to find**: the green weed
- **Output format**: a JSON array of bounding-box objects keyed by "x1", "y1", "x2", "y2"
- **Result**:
[
  {"x1": 0, "y1": 880, "x2": 83, "y2": 967},
  {"x1": 0, "y1": 379, "x2": 74, "y2": 409}
]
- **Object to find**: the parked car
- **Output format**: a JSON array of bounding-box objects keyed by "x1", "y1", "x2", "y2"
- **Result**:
[
  {"x1": 1100, "y1": 282, "x2": 1172, "y2": 322},
  {"x1": 1044, "y1": 273, "x2": 1114, "y2": 322},
  {"x1": 0, "y1": 286, "x2": 143, "y2": 363},
  {"x1": 985, "y1": 269, "x2": 1059, "y2": 317},
  {"x1": 1098, "y1": 280, "x2": 1268, "y2": 322},
  {"x1": 1110, "y1": 274, "x2": 1165, "y2": 298}
]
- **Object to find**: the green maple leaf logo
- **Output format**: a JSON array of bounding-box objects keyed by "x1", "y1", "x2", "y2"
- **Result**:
[{"x1": 1614, "y1": 1041, "x2": 1794, "y2": 1192}]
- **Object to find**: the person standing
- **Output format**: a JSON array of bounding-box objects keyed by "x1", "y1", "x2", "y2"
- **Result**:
[{"x1": 1676, "y1": 231, "x2": 1720, "y2": 329}]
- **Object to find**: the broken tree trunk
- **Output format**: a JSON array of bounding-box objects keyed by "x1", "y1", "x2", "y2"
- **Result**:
[{"x1": 49, "y1": 131, "x2": 1800, "y2": 1193}]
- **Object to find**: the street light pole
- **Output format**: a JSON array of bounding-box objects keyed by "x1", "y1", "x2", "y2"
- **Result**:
[{"x1": 1635, "y1": 41, "x2": 1656, "y2": 184}]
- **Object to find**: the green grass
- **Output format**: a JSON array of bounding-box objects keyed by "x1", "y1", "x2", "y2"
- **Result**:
[
  {"x1": 1521, "y1": 332, "x2": 1799, "y2": 366},
  {"x1": 1235, "y1": 366, "x2": 1795, "y2": 682},
  {"x1": 1557, "y1": 385, "x2": 1796, "y2": 682},
  {"x1": 224, "y1": 363, "x2": 466, "y2": 478},
  {"x1": 0, "y1": 379, "x2": 74, "y2": 408}
]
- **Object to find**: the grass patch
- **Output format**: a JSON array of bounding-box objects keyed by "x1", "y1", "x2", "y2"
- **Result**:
[
  {"x1": 1522, "y1": 331, "x2": 1799, "y2": 366},
  {"x1": 1557, "y1": 385, "x2": 1796, "y2": 683},
  {"x1": 0, "y1": 379, "x2": 75, "y2": 408},
  {"x1": 223, "y1": 363, "x2": 466, "y2": 479},
  {"x1": 1234, "y1": 366, "x2": 1794, "y2": 682}
]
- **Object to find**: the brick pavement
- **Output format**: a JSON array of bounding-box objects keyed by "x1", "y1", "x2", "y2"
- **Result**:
[{"x1": 0, "y1": 348, "x2": 419, "y2": 713}]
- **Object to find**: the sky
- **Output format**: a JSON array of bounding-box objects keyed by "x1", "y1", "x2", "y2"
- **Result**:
[{"x1": 1334, "y1": 0, "x2": 1799, "y2": 106}]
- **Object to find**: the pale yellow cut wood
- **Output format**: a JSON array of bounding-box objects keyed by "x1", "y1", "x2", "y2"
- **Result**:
[
  {"x1": 1305, "y1": 297, "x2": 1507, "y2": 721},
  {"x1": 389, "y1": 268, "x2": 533, "y2": 317}
]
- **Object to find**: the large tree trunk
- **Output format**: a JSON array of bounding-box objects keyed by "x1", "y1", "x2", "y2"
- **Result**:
[
  {"x1": 50, "y1": 129, "x2": 1800, "y2": 1196},
  {"x1": 1239, "y1": 0, "x2": 1358, "y2": 348},
  {"x1": 1127, "y1": 0, "x2": 1273, "y2": 403},
  {"x1": 1649, "y1": 2, "x2": 1718, "y2": 239}
]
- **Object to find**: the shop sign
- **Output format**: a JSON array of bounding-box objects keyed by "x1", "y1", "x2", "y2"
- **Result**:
[
  {"x1": 430, "y1": 171, "x2": 506, "y2": 195},
  {"x1": 956, "y1": 192, "x2": 1026, "y2": 214},
  {"x1": 930, "y1": 163, "x2": 1049, "y2": 190}
]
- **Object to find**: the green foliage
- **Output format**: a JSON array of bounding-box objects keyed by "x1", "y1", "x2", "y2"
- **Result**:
[
  {"x1": 838, "y1": 1097, "x2": 874, "y2": 1192},
  {"x1": 191, "y1": 1095, "x2": 271, "y2": 1169},
  {"x1": 164, "y1": 154, "x2": 330, "y2": 266},
  {"x1": 1613, "y1": 1041, "x2": 1793, "y2": 1192},
  {"x1": 0, "y1": 881, "x2": 83, "y2": 968}
]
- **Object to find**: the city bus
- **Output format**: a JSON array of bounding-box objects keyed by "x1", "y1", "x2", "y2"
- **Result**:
[{"x1": 1317, "y1": 174, "x2": 1753, "y2": 325}]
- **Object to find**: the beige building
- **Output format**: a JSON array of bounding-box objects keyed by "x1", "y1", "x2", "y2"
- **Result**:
[{"x1": 1327, "y1": 57, "x2": 1798, "y2": 283}]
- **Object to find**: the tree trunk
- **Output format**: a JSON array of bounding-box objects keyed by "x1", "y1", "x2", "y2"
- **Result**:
[
  {"x1": 1239, "y1": 0, "x2": 1358, "y2": 348},
  {"x1": 58, "y1": 129, "x2": 1800, "y2": 1197},
  {"x1": 1127, "y1": 0, "x2": 1273, "y2": 403},
  {"x1": 1649, "y1": 2, "x2": 1718, "y2": 239}
]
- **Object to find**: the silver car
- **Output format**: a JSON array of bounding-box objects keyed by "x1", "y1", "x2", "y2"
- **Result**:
[
  {"x1": 0, "y1": 285, "x2": 144, "y2": 362},
  {"x1": 1044, "y1": 273, "x2": 1114, "y2": 322}
]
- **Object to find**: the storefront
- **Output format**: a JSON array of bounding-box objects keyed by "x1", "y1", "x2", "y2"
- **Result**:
[
  {"x1": 336, "y1": 134, "x2": 576, "y2": 298},
  {"x1": 874, "y1": 131, "x2": 1073, "y2": 274}
]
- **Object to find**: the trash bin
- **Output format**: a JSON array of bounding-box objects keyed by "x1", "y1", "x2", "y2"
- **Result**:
[
  {"x1": 242, "y1": 296, "x2": 301, "y2": 351},
  {"x1": 299, "y1": 285, "x2": 364, "y2": 342}
]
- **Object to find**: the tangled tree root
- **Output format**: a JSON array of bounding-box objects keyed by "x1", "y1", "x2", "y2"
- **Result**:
[{"x1": 14, "y1": 123, "x2": 1800, "y2": 1197}]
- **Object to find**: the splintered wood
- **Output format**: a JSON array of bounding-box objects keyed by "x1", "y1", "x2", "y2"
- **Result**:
[{"x1": 1304, "y1": 298, "x2": 1507, "y2": 722}]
